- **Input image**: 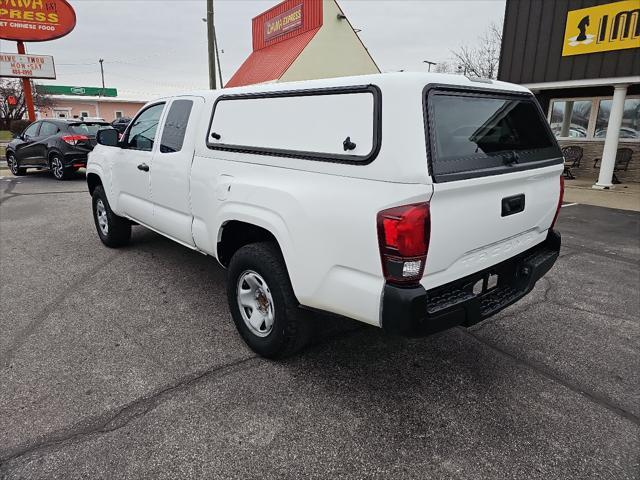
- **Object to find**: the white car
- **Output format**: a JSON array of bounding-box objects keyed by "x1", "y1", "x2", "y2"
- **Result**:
[{"x1": 87, "y1": 72, "x2": 564, "y2": 358}]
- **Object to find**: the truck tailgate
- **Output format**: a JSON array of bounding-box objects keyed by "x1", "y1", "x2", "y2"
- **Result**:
[{"x1": 422, "y1": 165, "x2": 561, "y2": 289}]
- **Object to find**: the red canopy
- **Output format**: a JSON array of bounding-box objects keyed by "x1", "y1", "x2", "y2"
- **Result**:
[{"x1": 226, "y1": 28, "x2": 319, "y2": 88}]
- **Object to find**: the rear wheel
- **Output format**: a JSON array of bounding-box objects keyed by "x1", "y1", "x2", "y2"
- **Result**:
[
  {"x1": 227, "y1": 242, "x2": 312, "y2": 358},
  {"x1": 7, "y1": 153, "x2": 26, "y2": 176},
  {"x1": 50, "y1": 154, "x2": 67, "y2": 180},
  {"x1": 92, "y1": 186, "x2": 131, "y2": 247}
]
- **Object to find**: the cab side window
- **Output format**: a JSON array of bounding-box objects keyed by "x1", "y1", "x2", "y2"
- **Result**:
[
  {"x1": 39, "y1": 122, "x2": 59, "y2": 137},
  {"x1": 23, "y1": 122, "x2": 40, "y2": 139},
  {"x1": 124, "y1": 103, "x2": 165, "y2": 151},
  {"x1": 160, "y1": 100, "x2": 193, "y2": 154}
]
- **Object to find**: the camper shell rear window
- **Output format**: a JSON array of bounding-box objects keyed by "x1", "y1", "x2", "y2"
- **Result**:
[
  {"x1": 424, "y1": 86, "x2": 562, "y2": 182},
  {"x1": 206, "y1": 85, "x2": 382, "y2": 164}
]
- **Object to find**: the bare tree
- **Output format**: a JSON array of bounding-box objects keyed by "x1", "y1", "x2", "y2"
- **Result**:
[
  {"x1": 450, "y1": 20, "x2": 503, "y2": 79},
  {"x1": 0, "y1": 79, "x2": 53, "y2": 128},
  {"x1": 433, "y1": 60, "x2": 457, "y2": 74}
]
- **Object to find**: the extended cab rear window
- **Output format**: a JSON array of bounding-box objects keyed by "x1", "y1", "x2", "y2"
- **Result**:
[
  {"x1": 425, "y1": 87, "x2": 562, "y2": 182},
  {"x1": 207, "y1": 85, "x2": 381, "y2": 164}
]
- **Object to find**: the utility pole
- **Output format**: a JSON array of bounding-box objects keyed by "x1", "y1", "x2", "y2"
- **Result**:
[
  {"x1": 206, "y1": 0, "x2": 217, "y2": 90},
  {"x1": 214, "y1": 23, "x2": 223, "y2": 86}
]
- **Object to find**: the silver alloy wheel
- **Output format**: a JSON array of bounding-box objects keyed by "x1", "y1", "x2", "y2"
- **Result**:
[
  {"x1": 51, "y1": 156, "x2": 64, "y2": 179},
  {"x1": 8, "y1": 155, "x2": 18, "y2": 175},
  {"x1": 237, "y1": 270, "x2": 275, "y2": 337},
  {"x1": 96, "y1": 199, "x2": 109, "y2": 236}
]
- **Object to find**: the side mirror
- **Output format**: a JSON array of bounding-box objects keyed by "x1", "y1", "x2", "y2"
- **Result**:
[{"x1": 96, "y1": 127, "x2": 120, "y2": 147}]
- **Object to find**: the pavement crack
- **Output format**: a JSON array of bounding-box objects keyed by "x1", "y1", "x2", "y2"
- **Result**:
[
  {"x1": 460, "y1": 327, "x2": 640, "y2": 426},
  {"x1": 0, "y1": 356, "x2": 258, "y2": 465},
  {"x1": 1, "y1": 252, "x2": 120, "y2": 367}
]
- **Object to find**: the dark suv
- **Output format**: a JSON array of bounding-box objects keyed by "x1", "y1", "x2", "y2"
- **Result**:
[
  {"x1": 5, "y1": 119, "x2": 109, "y2": 180},
  {"x1": 111, "y1": 117, "x2": 132, "y2": 135}
]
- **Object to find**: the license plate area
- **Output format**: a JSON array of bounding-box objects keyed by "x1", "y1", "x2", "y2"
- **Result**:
[{"x1": 470, "y1": 272, "x2": 499, "y2": 296}]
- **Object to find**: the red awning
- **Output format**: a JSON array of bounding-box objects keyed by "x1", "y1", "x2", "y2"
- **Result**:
[{"x1": 225, "y1": 27, "x2": 320, "y2": 88}]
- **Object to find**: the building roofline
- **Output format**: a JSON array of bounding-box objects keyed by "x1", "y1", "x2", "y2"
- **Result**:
[
  {"x1": 46, "y1": 95, "x2": 147, "y2": 103},
  {"x1": 523, "y1": 76, "x2": 640, "y2": 91}
]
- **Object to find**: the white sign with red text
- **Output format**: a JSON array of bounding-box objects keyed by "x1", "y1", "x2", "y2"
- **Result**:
[{"x1": 0, "y1": 52, "x2": 56, "y2": 79}]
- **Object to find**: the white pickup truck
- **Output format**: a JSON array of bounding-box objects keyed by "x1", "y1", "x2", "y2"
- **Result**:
[{"x1": 87, "y1": 72, "x2": 563, "y2": 358}]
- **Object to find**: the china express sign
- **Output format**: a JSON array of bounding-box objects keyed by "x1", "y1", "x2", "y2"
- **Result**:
[
  {"x1": 0, "y1": 0, "x2": 76, "y2": 42},
  {"x1": 264, "y1": 4, "x2": 303, "y2": 42},
  {"x1": 562, "y1": 0, "x2": 640, "y2": 56}
]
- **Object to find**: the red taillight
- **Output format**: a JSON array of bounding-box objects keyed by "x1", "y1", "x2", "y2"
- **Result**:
[
  {"x1": 377, "y1": 203, "x2": 430, "y2": 284},
  {"x1": 551, "y1": 175, "x2": 564, "y2": 230},
  {"x1": 61, "y1": 134, "x2": 89, "y2": 146}
]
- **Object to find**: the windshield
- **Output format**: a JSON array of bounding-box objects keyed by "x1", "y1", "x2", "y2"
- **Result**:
[
  {"x1": 69, "y1": 123, "x2": 109, "y2": 136},
  {"x1": 426, "y1": 90, "x2": 561, "y2": 182}
]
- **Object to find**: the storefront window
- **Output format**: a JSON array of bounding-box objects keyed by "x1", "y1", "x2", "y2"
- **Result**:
[
  {"x1": 549, "y1": 100, "x2": 591, "y2": 138},
  {"x1": 594, "y1": 98, "x2": 640, "y2": 140}
]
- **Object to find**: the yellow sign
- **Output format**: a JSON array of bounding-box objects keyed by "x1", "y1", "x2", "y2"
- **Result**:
[{"x1": 562, "y1": 0, "x2": 640, "y2": 56}]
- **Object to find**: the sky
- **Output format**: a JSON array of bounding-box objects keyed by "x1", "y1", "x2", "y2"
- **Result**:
[{"x1": 1, "y1": 0, "x2": 506, "y2": 100}]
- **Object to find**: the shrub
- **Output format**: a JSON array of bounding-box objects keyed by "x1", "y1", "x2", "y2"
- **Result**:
[{"x1": 9, "y1": 119, "x2": 30, "y2": 135}]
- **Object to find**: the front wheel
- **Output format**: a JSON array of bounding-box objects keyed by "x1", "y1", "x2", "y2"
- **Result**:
[
  {"x1": 7, "y1": 153, "x2": 26, "y2": 176},
  {"x1": 92, "y1": 186, "x2": 131, "y2": 247},
  {"x1": 227, "y1": 242, "x2": 312, "y2": 358}
]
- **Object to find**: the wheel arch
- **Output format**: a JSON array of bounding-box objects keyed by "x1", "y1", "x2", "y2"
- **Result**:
[
  {"x1": 87, "y1": 172, "x2": 103, "y2": 196},
  {"x1": 47, "y1": 149, "x2": 63, "y2": 167},
  {"x1": 217, "y1": 220, "x2": 284, "y2": 268}
]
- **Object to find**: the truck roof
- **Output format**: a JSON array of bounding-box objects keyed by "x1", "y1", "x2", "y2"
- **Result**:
[{"x1": 160, "y1": 72, "x2": 531, "y2": 102}]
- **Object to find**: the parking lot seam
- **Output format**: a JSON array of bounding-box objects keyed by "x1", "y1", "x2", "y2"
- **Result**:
[
  {"x1": 0, "y1": 177, "x2": 87, "y2": 206},
  {"x1": 0, "y1": 190, "x2": 87, "y2": 205},
  {"x1": 562, "y1": 241, "x2": 640, "y2": 267},
  {"x1": 460, "y1": 328, "x2": 640, "y2": 426},
  {"x1": 0, "y1": 355, "x2": 259, "y2": 466}
]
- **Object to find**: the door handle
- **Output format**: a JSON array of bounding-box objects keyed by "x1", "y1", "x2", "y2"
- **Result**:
[{"x1": 137, "y1": 163, "x2": 149, "y2": 172}]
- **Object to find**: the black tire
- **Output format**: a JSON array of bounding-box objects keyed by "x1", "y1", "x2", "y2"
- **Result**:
[
  {"x1": 227, "y1": 242, "x2": 312, "y2": 358},
  {"x1": 7, "y1": 153, "x2": 26, "y2": 176},
  {"x1": 50, "y1": 154, "x2": 68, "y2": 180},
  {"x1": 92, "y1": 185, "x2": 131, "y2": 248}
]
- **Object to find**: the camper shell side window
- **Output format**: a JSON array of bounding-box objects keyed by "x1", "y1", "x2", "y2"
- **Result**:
[{"x1": 206, "y1": 85, "x2": 382, "y2": 165}]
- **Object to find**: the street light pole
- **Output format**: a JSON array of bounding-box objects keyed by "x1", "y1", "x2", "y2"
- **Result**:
[
  {"x1": 206, "y1": 0, "x2": 217, "y2": 90},
  {"x1": 423, "y1": 60, "x2": 437, "y2": 72},
  {"x1": 99, "y1": 58, "x2": 105, "y2": 94}
]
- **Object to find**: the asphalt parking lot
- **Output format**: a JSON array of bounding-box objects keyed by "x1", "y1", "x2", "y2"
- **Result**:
[{"x1": 1, "y1": 171, "x2": 638, "y2": 479}]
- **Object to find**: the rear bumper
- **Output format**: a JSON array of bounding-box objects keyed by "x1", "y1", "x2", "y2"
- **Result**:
[
  {"x1": 381, "y1": 230, "x2": 561, "y2": 336},
  {"x1": 61, "y1": 151, "x2": 88, "y2": 168}
]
